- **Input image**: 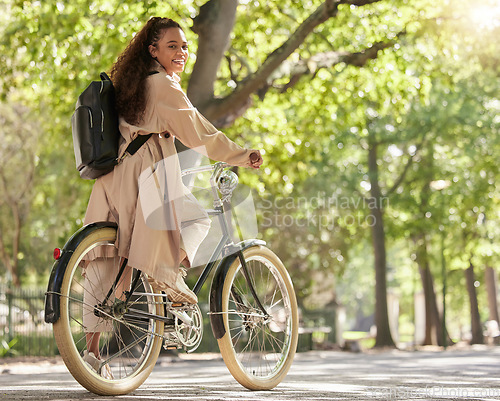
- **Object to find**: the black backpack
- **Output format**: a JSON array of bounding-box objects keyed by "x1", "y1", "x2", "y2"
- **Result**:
[{"x1": 71, "y1": 72, "x2": 152, "y2": 179}]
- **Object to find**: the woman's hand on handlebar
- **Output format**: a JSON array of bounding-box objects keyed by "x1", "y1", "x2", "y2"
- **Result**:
[{"x1": 249, "y1": 150, "x2": 263, "y2": 169}]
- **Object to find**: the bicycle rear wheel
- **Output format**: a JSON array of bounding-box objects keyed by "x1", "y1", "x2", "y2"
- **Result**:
[
  {"x1": 53, "y1": 226, "x2": 164, "y2": 395},
  {"x1": 217, "y1": 245, "x2": 299, "y2": 390}
]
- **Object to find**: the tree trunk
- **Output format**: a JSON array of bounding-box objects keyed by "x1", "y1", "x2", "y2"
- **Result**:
[
  {"x1": 0, "y1": 201, "x2": 22, "y2": 288},
  {"x1": 485, "y1": 266, "x2": 499, "y2": 322},
  {"x1": 414, "y1": 236, "x2": 438, "y2": 345},
  {"x1": 465, "y1": 261, "x2": 484, "y2": 344},
  {"x1": 413, "y1": 235, "x2": 452, "y2": 346},
  {"x1": 188, "y1": 0, "x2": 239, "y2": 109},
  {"x1": 368, "y1": 143, "x2": 395, "y2": 347},
  {"x1": 485, "y1": 266, "x2": 500, "y2": 344}
]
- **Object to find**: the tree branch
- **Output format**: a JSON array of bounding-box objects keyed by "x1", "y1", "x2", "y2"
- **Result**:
[
  {"x1": 0, "y1": 169, "x2": 12, "y2": 205},
  {"x1": 9, "y1": 201, "x2": 21, "y2": 287},
  {"x1": 202, "y1": 0, "x2": 384, "y2": 126},
  {"x1": 386, "y1": 136, "x2": 427, "y2": 196},
  {"x1": 345, "y1": 0, "x2": 383, "y2": 5},
  {"x1": 203, "y1": 0, "x2": 343, "y2": 121},
  {"x1": 0, "y1": 227, "x2": 13, "y2": 277},
  {"x1": 0, "y1": 168, "x2": 24, "y2": 287},
  {"x1": 278, "y1": 40, "x2": 398, "y2": 92}
]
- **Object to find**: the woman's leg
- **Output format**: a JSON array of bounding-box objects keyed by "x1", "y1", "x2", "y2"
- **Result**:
[
  {"x1": 85, "y1": 262, "x2": 132, "y2": 357},
  {"x1": 86, "y1": 332, "x2": 101, "y2": 357},
  {"x1": 148, "y1": 248, "x2": 197, "y2": 303}
]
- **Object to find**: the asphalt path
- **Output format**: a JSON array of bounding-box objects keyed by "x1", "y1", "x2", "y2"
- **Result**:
[{"x1": 1, "y1": 346, "x2": 499, "y2": 400}]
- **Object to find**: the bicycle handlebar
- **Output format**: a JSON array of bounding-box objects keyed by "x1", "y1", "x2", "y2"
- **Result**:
[{"x1": 180, "y1": 162, "x2": 229, "y2": 177}]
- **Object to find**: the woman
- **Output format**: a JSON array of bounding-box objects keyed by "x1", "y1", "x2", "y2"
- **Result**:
[{"x1": 82, "y1": 17, "x2": 262, "y2": 375}]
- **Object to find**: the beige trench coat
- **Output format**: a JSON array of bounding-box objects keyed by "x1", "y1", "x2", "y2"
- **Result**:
[{"x1": 84, "y1": 65, "x2": 252, "y2": 284}]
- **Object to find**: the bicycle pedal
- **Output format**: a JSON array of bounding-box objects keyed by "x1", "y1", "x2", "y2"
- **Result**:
[
  {"x1": 163, "y1": 332, "x2": 181, "y2": 350},
  {"x1": 171, "y1": 302, "x2": 184, "y2": 308}
]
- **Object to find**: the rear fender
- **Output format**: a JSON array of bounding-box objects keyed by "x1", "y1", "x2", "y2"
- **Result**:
[{"x1": 44, "y1": 222, "x2": 118, "y2": 324}]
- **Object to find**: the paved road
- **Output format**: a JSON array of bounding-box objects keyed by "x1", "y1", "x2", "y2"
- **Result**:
[{"x1": 1, "y1": 346, "x2": 500, "y2": 400}]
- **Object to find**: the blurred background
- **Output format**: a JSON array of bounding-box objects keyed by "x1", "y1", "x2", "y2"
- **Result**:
[{"x1": 0, "y1": 0, "x2": 498, "y2": 357}]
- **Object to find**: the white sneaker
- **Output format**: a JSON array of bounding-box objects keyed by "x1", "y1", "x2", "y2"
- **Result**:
[
  {"x1": 83, "y1": 351, "x2": 114, "y2": 380},
  {"x1": 149, "y1": 268, "x2": 198, "y2": 304}
]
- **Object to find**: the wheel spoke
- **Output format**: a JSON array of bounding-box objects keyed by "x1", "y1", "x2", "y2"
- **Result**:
[{"x1": 220, "y1": 248, "x2": 298, "y2": 389}]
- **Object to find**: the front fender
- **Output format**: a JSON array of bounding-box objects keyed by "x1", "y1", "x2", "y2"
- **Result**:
[
  {"x1": 44, "y1": 222, "x2": 118, "y2": 324},
  {"x1": 209, "y1": 239, "x2": 266, "y2": 340}
]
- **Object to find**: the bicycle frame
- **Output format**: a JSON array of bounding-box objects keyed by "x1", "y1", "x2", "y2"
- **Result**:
[{"x1": 99, "y1": 162, "x2": 269, "y2": 340}]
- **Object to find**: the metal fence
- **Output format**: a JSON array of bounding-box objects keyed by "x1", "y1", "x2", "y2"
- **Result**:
[{"x1": 0, "y1": 285, "x2": 57, "y2": 357}]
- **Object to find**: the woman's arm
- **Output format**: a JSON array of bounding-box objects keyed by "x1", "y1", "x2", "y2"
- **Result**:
[{"x1": 152, "y1": 74, "x2": 261, "y2": 168}]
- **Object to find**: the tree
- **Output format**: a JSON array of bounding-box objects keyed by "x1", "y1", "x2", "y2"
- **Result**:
[
  {"x1": 465, "y1": 260, "x2": 484, "y2": 344},
  {"x1": 0, "y1": 101, "x2": 40, "y2": 286},
  {"x1": 485, "y1": 266, "x2": 500, "y2": 344},
  {"x1": 366, "y1": 132, "x2": 396, "y2": 346}
]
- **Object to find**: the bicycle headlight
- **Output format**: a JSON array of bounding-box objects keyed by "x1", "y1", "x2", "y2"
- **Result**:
[{"x1": 217, "y1": 170, "x2": 239, "y2": 196}]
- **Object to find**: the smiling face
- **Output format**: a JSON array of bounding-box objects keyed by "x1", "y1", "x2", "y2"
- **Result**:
[{"x1": 149, "y1": 27, "x2": 188, "y2": 76}]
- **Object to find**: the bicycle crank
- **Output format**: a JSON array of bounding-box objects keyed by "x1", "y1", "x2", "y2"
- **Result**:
[{"x1": 163, "y1": 304, "x2": 203, "y2": 353}]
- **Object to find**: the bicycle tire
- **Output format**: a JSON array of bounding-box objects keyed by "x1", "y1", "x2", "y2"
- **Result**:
[
  {"x1": 217, "y1": 245, "x2": 299, "y2": 390},
  {"x1": 53, "y1": 226, "x2": 164, "y2": 395}
]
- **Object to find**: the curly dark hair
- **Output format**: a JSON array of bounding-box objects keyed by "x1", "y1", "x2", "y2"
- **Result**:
[{"x1": 110, "y1": 17, "x2": 182, "y2": 125}]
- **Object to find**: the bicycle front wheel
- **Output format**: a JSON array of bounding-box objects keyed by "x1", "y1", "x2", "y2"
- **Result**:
[
  {"x1": 217, "y1": 245, "x2": 299, "y2": 390},
  {"x1": 52, "y1": 226, "x2": 164, "y2": 395}
]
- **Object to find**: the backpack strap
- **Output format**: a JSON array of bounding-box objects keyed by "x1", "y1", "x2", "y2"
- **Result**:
[
  {"x1": 116, "y1": 134, "x2": 153, "y2": 164},
  {"x1": 125, "y1": 134, "x2": 153, "y2": 156},
  {"x1": 100, "y1": 72, "x2": 111, "y2": 81}
]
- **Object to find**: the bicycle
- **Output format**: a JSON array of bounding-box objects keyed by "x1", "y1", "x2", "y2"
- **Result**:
[{"x1": 44, "y1": 162, "x2": 299, "y2": 396}]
